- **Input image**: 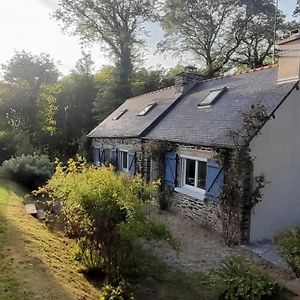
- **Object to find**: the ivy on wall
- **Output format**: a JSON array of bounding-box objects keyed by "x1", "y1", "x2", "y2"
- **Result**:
[{"x1": 216, "y1": 103, "x2": 269, "y2": 245}]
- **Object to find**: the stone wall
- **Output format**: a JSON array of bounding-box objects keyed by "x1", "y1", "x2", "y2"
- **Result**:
[
  {"x1": 92, "y1": 137, "x2": 148, "y2": 177},
  {"x1": 171, "y1": 191, "x2": 223, "y2": 233}
]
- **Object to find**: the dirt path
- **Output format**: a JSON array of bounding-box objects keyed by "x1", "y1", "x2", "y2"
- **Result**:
[
  {"x1": 0, "y1": 180, "x2": 100, "y2": 300},
  {"x1": 144, "y1": 210, "x2": 291, "y2": 282}
]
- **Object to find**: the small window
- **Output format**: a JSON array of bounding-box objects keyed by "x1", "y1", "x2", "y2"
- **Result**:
[
  {"x1": 118, "y1": 150, "x2": 128, "y2": 172},
  {"x1": 112, "y1": 109, "x2": 127, "y2": 120},
  {"x1": 181, "y1": 157, "x2": 207, "y2": 192},
  {"x1": 137, "y1": 103, "x2": 156, "y2": 116},
  {"x1": 198, "y1": 87, "x2": 227, "y2": 107}
]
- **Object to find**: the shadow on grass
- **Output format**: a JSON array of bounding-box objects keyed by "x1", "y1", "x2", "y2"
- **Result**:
[{"x1": 0, "y1": 180, "x2": 99, "y2": 299}]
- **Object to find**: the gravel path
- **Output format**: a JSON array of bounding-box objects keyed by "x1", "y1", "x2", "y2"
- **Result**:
[{"x1": 144, "y1": 210, "x2": 292, "y2": 281}]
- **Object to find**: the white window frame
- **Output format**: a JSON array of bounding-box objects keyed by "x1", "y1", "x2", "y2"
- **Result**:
[
  {"x1": 118, "y1": 149, "x2": 129, "y2": 172},
  {"x1": 179, "y1": 155, "x2": 207, "y2": 196}
]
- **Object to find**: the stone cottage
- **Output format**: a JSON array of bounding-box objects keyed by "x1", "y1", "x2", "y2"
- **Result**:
[{"x1": 88, "y1": 32, "x2": 300, "y2": 243}]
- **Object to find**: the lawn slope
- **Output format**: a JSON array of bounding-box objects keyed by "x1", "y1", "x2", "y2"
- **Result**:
[{"x1": 0, "y1": 179, "x2": 100, "y2": 300}]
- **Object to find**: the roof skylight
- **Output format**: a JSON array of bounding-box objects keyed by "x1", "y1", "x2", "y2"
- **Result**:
[
  {"x1": 112, "y1": 109, "x2": 127, "y2": 120},
  {"x1": 137, "y1": 102, "x2": 157, "y2": 116},
  {"x1": 198, "y1": 87, "x2": 228, "y2": 107}
]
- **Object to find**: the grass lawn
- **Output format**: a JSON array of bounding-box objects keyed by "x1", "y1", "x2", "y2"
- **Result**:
[
  {"x1": 0, "y1": 179, "x2": 100, "y2": 300},
  {"x1": 0, "y1": 179, "x2": 215, "y2": 300}
]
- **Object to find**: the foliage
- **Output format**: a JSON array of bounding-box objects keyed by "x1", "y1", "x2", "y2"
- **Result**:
[
  {"x1": 37, "y1": 83, "x2": 61, "y2": 136},
  {"x1": 0, "y1": 51, "x2": 59, "y2": 153},
  {"x1": 217, "y1": 103, "x2": 269, "y2": 245},
  {"x1": 50, "y1": 53, "x2": 98, "y2": 157},
  {"x1": 100, "y1": 281, "x2": 134, "y2": 300},
  {"x1": 1, "y1": 51, "x2": 59, "y2": 87},
  {"x1": 0, "y1": 154, "x2": 54, "y2": 190},
  {"x1": 274, "y1": 227, "x2": 300, "y2": 278},
  {"x1": 35, "y1": 157, "x2": 174, "y2": 284},
  {"x1": 160, "y1": 0, "x2": 247, "y2": 77},
  {"x1": 211, "y1": 256, "x2": 280, "y2": 300},
  {"x1": 232, "y1": 2, "x2": 288, "y2": 68},
  {"x1": 54, "y1": 0, "x2": 159, "y2": 99}
]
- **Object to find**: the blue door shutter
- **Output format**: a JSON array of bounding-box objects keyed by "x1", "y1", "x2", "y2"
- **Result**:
[
  {"x1": 110, "y1": 149, "x2": 118, "y2": 167},
  {"x1": 99, "y1": 147, "x2": 105, "y2": 165},
  {"x1": 164, "y1": 152, "x2": 177, "y2": 187},
  {"x1": 128, "y1": 150, "x2": 136, "y2": 175},
  {"x1": 205, "y1": 159, "x2": 224, "y2": 202},
  {"x1": 93, "y1": 147, "x2": 100, "y2": 165}
]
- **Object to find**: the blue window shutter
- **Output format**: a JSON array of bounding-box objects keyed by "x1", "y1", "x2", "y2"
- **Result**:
[
  {"x1": 99, "y1": 147, "x2": 105, "y2": 165},
  {"x1": 110, "y1": 149, "x2": 118, "y2": 167},
  {"x1": 205, "y1": 159, "x2": 224, "y2": 202},
  {"x1": 117, "y1": 151, "x2": 122, "y2": 171},
  {"x1": 93, "y1": 147, "x2": 100, "y2": 165},
  {"x1": 128, "y1": 150, "x2": 136, "y2": 175},
  {"x1": 164, "y1": 152, "x2": 177, "y2": 187}
]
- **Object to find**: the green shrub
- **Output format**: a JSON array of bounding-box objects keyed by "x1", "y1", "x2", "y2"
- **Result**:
[
  {"x1": 36, "y1": 157, "x2": 175, "y2": 284},
  {"x1": 100, "y1": 281, "x2": 134, "y2": 300},
  {"x1": 274, "y1": 227, "x2": 300, "y2": 277},
  {"x1": 0, "y1": 154, "x2": 54, "y2": 189},
  {"x1": 211, "y1": 256, "x2": 280, "y2": 300}
]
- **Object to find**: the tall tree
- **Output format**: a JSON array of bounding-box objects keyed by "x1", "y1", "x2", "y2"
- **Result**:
[
  {"x1": 160, "y1": 0, "x2": 247, "y2": 77},
  {"x1": 0, "y1": 51, "x2": 59, "y2": 149},
  {"x1": 54, "y1": 0, "x2": 158, "y2": 98},
  {"x1": 52, "y1": 52, "x2": 98, "y2": 157},
  {"x1": 232, "y1": 1, "x2": 288, "y2": 68},
  {"x1": 2, "y1": 51, "x2": 59, "y2": 88}
]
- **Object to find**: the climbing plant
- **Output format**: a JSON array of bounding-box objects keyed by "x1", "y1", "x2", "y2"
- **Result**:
[
  {"x1": 144, "y1": 140, "x2": 177, "y2": 210},
  {"x1": 216, "y1": 103, "x2": 269, "y2": 245}
]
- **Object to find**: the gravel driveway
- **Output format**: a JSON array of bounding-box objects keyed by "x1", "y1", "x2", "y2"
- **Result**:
[{"x1": 144, "y1": 210, "x2": 291, "y2": 281}]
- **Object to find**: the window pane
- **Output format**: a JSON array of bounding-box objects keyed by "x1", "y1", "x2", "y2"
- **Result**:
[
  {"x1": 197, "y1": 161, "x2": 207, "y2": 189},
  {"x1": 122, "y1": 151, "x2": 128, "y2": 169},
  {"x1": 185, "y1": 159, "x2": 196, "y2": 186}
]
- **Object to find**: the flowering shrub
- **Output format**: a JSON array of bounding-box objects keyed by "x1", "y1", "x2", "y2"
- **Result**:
[{"x1": 36, "y1": 157, "x2": 174, "y2": 284}]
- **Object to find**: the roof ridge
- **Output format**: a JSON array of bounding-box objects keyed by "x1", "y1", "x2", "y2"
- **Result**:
[
  {"x1": 200, "y1": 64, "x2": 278, "y2": 83},
  {"x1": 127, "y1": 85, "x2": 176, "y2": 101},
  {"x1": 126, "y1": 64, "x2": 278, "y2": 101}
]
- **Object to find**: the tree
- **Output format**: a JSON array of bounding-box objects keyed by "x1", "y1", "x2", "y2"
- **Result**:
[
  {"x1": 0, "y1": 51, "x2": 59, "y2": 151},
  {"x1": 160, "y1": 0, "x2": 247, "y2": 77},
  {"x1": 54, "y1": 0, "x2": 158, "y2": 99},
  {"x1": 93, "y1": 66, "x2": 121, "y2": 123},
  {"x1": 232, "y1": 1, "x2": 288, "y2": 68},
  {"x1": 50, "y1": 53, "x2": 98, "y2": 157},
  {"x1": 2, "y1": 51, "x2": 59, "y2": 88}
]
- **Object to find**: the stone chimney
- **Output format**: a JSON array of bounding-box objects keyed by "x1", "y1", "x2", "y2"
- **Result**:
[
  {"x1": 277, "y1": 30, "x2": 300, "y2": 84},
  {"x1": 175, "y1": 66, "x2": 203, "y2": 93}
]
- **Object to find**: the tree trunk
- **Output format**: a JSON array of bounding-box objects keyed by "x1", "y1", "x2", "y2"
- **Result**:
[{"x1": 117, "y1": 45, "x2": 133, "y2": 99}]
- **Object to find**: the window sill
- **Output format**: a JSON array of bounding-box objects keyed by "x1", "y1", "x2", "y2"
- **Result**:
[{"x1": 174, "y1": 187, "x2": 205, "y2": 201}]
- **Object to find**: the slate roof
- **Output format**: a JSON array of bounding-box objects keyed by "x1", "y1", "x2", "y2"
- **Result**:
[
  {"x1": 144, "y1": 66, "x2": 296, "y2": 147},
  {"x1": 87, "y1": 86, "x2": 181, "y2": 138}
]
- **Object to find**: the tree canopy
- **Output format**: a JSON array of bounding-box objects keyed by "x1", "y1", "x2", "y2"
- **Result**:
[
  {"x1": 160, "y1": 0, "x2": 247, "y2": 77},
  {"x1": 54, "y1": 0, "x2": 159, "y2": 99}
]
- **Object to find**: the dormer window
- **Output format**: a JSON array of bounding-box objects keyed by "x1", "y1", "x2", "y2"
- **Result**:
[
  {"x1": 198, "y1": 87, "x2": 228, "y2": 107},
  {"x1": 137, "y1": 103, "x2": 157, "y2": 116},
  {"x1": 112, "y1": 109, "x2": 127, "y2": 120}
]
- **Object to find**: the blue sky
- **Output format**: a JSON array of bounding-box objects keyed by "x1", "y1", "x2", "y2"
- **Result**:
[{"x1": 0, "y1": 0, "x2": 298, "y2": 74}]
